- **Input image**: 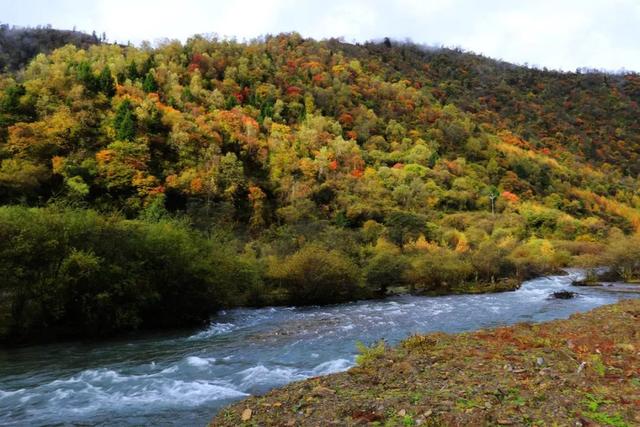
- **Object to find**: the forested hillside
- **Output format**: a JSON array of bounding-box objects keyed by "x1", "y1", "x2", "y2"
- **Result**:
[{"x1": 1, "y1": 32, "x2": 640, "y2": 342}]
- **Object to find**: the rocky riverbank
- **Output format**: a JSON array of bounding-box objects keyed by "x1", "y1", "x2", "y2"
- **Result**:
[{"x1": 212, "y1": 299, "x2": 640, "y2": 426}]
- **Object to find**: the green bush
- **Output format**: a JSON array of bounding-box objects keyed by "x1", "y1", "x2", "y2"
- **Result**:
[
  {"x1": 406, "y1": 248, "x2": 473, "y2": 292},
  {"x1": 507, "y1": 238, "x2": 570, "y2": 279},
  {"x1": 267, "y1": 245, "x2": 363, "y2": 305},
  {"x1": 355, "y1": 340, "x2": 386, "y2": 366},
  {"x1": 470, "y1": 240, "x2": 515, "y2": 281},
  {"x1": 602, "y1": 233, "x2": 640, "y2": 281},
  {"x1": 364, "y1": 251, "x2": 410, "y2": 293},
  {"x1": 0, "y1": 205, "x2": 257, "y2": 342},
  {"x1": 385, "y1": 211, "x2": 432, "y2": 248}
]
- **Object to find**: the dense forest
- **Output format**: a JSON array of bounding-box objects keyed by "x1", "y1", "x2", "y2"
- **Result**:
[{"x1": 1, "y1": 28, "x2": 640, "y2": 343}]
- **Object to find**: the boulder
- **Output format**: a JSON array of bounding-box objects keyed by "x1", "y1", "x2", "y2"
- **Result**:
[{"x1": 550, "y1": 291, "x2": 577, "y2": 299}]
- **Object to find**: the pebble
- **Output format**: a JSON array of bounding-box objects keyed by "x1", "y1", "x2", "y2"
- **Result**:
[
  {"x1": 241, "y1": 408, "x2": 252, "y2": 421},
  {"x1": 310, "y1": 386, "x2": 335, "y2": 397}
]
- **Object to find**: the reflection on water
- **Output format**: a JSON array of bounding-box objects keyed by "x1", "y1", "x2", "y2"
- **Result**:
[{"x1": 0, "y1": 269, "x2": 637, "y2": 426}]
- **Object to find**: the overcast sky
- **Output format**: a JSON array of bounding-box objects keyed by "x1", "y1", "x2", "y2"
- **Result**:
[{"x1": 2, "y1": 0, "x2": 639, "y2": 71}]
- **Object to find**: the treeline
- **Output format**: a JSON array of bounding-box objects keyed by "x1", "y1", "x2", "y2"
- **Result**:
[{"x1": 0, "y1": 205, "x2": 612, "y2": 343}]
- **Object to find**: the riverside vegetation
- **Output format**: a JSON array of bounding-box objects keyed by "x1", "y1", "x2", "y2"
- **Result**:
[{"x1": 2, "y1": 28, "x2": 640, "y2": 343}]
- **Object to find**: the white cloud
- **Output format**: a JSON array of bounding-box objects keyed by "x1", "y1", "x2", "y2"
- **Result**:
[{"x1": 2, "y1": 0, "x2": 639, "y2": 71}]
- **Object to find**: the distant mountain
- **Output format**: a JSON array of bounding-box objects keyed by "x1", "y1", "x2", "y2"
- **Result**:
[{"x1": 0, "y1": 24, "x2": 101, "y2": 71}]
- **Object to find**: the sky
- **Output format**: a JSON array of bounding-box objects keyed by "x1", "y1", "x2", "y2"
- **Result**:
[{"x1": 2, "y1": 0, "x2": 639, "y2": 72}]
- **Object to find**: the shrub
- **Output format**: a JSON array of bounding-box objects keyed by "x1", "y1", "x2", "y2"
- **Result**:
[
  {"x1": 0, "y1": 205, "x2": 255, "y2": 342},
  {"x1": 470, "y1": 240, "x2": 515, "y2": 281},
  {"x1": 364, "y1": 251, "x2": 409, "y2": 293},
  {"x1": 406, "y1": 248, "x2": 473, "y2": 292},
  {"x1": 385, "y1": 210, "x2": 431, "y2": 248},
  {"x1": 267, "y1": 244, "x2": 362, "y2": 305},
  {"x1": 602, "y1": 233, "x2": 640, "y2": 281},
  {"x1": 355, "y1": 340, "x2": 386, "y2": 366},
  {"x1": 507, "y1": 238, "x2": 570, "y2": 279}
]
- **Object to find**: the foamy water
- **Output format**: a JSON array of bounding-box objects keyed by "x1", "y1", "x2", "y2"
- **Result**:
[{"x1": 0, "y1": 270, "x2": 636, "y2": 426}]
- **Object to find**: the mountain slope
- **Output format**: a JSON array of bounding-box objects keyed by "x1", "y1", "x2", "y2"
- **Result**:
[{"x1": 1, "y1": 32, "x2": 640, "y2": 341}]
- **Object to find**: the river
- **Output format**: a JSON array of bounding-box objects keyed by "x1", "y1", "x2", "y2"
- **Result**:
[{"x1": 0, "y1": 270, "x2": 638, "y2": 426}]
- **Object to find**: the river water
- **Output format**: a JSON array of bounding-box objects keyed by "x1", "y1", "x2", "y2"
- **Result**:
[{"x1": 0, "y1": 270, "x2": 637, "y2": 426}]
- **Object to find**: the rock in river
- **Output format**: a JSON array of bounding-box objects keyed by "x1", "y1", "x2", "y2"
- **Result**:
[{"x1": 550, "y1": 291, "x2": 577, "y2": 299}]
